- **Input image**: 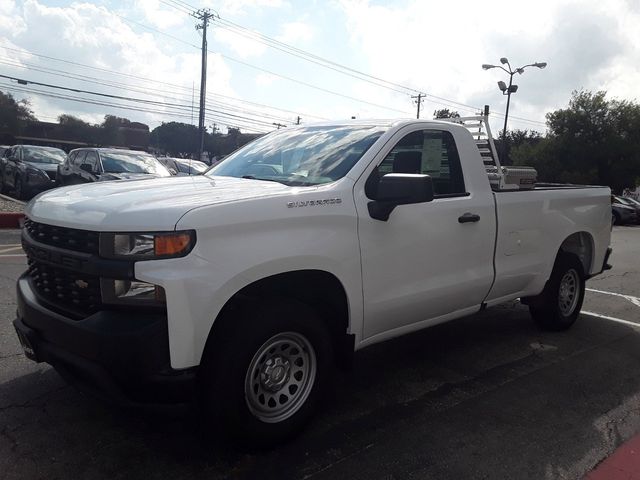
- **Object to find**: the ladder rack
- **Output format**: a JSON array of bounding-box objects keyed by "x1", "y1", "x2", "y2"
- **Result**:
[{"x1": 440, "y1": 107, "x2": 537, "y2": 191}]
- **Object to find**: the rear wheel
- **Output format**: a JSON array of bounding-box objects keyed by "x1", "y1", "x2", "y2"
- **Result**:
[
  {"x1": 528, "y1": 252, "x2": 585, "y2": 331},
  {"x1": 200, "y1": 298, "x2": 333, "y2": 448}
]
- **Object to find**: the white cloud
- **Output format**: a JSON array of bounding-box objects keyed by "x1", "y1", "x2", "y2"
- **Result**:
[
  {"x1": 214, "y1": 0, "x2": 288, "y2": 16},
  {"x1": 0, "y1": 0, "x2": 236, "y2": 128},
  {"x1": 337, "y1": 0, "x2": 640, "y2": 130},
  {"x1": 214, "y1": 26, "x2": 267, "y2": 58},
  {"x1": 255, "y1": 72, "x2": 277, "y2": 86},
  {"x1": 0, "y1": 0, "x2": 26, "y2": 34},
  {"x1": 277, "y1": 20, "x2": 313, "y2": 44},
  {"x1": 135, "y1": 0, "x2": 187, "y2": 29}
]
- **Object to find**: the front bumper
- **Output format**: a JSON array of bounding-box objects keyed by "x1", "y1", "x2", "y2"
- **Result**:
[{"x1": 15, "y1": 276, "x2": 196, "y2": 409}]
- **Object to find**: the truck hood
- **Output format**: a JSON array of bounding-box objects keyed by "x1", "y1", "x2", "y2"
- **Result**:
[{"x1": 26, "y1": 175, "x2": 293, "y2": 231}]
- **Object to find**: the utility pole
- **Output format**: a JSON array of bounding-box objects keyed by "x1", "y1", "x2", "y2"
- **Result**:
[
  {"x1": 411, "y1": 93, "x2": 424, "y2": 119},
  {"x1": 273, "y1": 122, "x2": 286, "y2": 130},
  {"x1": 193, "y1": 8, "x2": 216, "y2": 162}
]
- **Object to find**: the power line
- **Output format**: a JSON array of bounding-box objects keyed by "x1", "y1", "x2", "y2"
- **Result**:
[
  {"x1": 109, "y1": 13, "x2": 414, "y2": 115},
  {"x1": 0, "y1": 78, "x2": 276, "y2": 132},
  {"x1": 0, "y1": 56, "x2": 289, "y2": 121},
  {"x1": 149, "y1": 1, "x2": 548, "y2": 125},
  {"x1": 1, "y1": 83, "x2": 270, "y2": 134},
  {"x1": 0, "y1": 44, "x2": 327, "y2": 121}
]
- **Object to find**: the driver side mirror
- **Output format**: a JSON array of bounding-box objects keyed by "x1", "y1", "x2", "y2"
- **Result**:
[{"x1": 368, "y1": 173, "x2": 434, "y2": 221}]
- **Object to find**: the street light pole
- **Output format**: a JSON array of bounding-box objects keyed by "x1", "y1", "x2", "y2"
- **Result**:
[
  {"x1": 502, "y1": 69, "x2": 515, "y2": 150},
  {"x1": 482, "y1": 58, "x2": 547, "y2": 163}
]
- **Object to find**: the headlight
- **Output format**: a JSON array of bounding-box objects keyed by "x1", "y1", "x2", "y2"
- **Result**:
[
  {"x1": 101, "y1": 278, "x2": 166, "y2": 306},
  {"x1": 100, "y1": 230, "x2": 196, "y2": 259}
]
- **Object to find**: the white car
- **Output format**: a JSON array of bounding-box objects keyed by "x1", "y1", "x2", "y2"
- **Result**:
[{"x1": 15, "y1": 118, "x2": 612, "y2": 446}]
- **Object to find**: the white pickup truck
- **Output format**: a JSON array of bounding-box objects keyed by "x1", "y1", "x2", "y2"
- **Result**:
[{"x1": 14, "y1": 117, "x2": 612, "y2": 446}]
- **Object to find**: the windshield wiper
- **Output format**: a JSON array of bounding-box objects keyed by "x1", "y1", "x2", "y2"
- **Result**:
[{"x1": 241, "y1": 175, "x2": 284, "y2": 184}]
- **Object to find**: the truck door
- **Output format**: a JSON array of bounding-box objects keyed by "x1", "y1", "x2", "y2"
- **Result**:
[{"x1": 355, "y1": 126, "x2": 496, "y2": 340}]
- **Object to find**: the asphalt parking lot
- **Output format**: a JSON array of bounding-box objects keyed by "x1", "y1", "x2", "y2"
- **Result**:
[{"x1": 1, "y1": 227, "x2": 639, "y2": 480}]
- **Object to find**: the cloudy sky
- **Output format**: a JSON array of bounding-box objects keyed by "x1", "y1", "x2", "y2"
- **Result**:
[{"x1": 0, "y1": 0, "x2": 638, "y2": 134}]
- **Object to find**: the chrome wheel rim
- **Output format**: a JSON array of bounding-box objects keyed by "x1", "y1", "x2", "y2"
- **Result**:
[
  {"x1": 558, "y1": 269, "x2": 580, "y2": 316},
  {"x1": 244, "y1": 332, "x2": 316, "y2": 423}
]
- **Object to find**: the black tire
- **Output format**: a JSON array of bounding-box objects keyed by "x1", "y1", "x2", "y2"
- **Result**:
[
  {"x1": 200, "y1": 298, "x2": 333, "y2": 448},
  {"x1": 528, "y1": 252, "x2": 585, "y2": 331},
  {"x1": 14, "y1": 176, "x2": 23, "y2": 200}
]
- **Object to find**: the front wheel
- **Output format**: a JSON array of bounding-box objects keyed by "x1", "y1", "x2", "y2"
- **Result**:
[
  {"x1": 200, "y1": 299, "x2": 333, "y2": 448},
  {"x1": 528, "y1": 252, "x2": 585, "y2": 331}
]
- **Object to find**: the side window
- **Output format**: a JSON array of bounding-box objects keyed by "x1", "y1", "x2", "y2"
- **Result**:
[
  {"x1": 73, "y1": 151, "x2": 87, "y2": 166},
  {"x1": 378, "y1": 129, "x2": 465, "y2": 196},
  {"x1": 67, "y1": 152, "x2": 77, "y2": 166},
  {"x1": 84, "y1": 151, "x2": 99, "y2": 171}
]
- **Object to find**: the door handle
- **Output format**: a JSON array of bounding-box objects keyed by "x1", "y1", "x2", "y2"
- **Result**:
[{"x1": 458, "y1": 212, "x2": 480, "y2": 223}]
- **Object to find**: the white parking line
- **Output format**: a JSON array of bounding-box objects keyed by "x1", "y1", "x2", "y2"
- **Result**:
[
  {"x1": 582, "y1": 311, "x2": 640, "y2": 328},
  {"x1": 0, "y1": 245, "x2": 23, "y2": 254},
  {"x1": 586, "y1": 288, "x2": 640, "y2": 308}
]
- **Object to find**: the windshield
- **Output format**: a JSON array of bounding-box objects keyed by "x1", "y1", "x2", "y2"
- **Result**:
[
  {"x1": 208, "y1": 126, "x2": 387, "y2": 186},
  {"x1": 23, "y1": 146, "x2": 66, "y2": 164},
  {"x1": 100, "y1": 152, "x2": 171, "y2": 176}
]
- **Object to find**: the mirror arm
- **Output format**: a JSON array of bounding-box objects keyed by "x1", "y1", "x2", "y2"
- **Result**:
[{"x1": 367, "y1": 200, "x2": 398, "y2": 222}]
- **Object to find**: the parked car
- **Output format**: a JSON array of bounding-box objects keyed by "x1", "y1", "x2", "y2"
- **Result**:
[
  {"x1": 57, "y1": 148, "x2": 172, "y2": 186},
  {"x1": 15, "y1": 118, "x2": 612, "y2": 447},
  {"x1": 158, "y1": 157, "x2": 209, "y2": 176},
  {"x1": 0, "y1": 145, "x2": 66, "y2": 199},
  {"x1": 0, "y1": 146, "x2": 10, "y2": 184},
  {"x1": 617, "y1": 196, "x2": 640, "y2": 222},
  {"x1": 611, "y1": 195, "x2": 637, "y2": 225}
]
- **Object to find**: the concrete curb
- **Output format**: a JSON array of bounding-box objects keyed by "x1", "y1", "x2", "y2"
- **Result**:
[
  {"x1": 0, "y1": 193, "x2": 25, "y2": 229},
  {"x1": 0, "y1": 192, "x2": 26, "y2": 205},
  {"x1": 585, "y1": 433, "x2": 640, "y2": 479}
]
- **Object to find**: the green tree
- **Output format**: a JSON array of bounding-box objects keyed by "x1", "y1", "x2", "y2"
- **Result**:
[
  {"x1": 0, "y1": 90, "x2": 35, "y2": 134},
  {"x1": 58, "y1": 114, "x2": 98, "y2": 144},
  {"x1": 497, "y1": 129, "x2": 542, "y2": 166},
  {"x1": 150, "y1": 122, "x2": 199, "y2": 156},
  {"x1": 514, "y1": 90, "x2": 640, "y2": 192},
  {"x1": 433, "y1": 108, "x2": 460, "y2": 119},
  {"x1": 99, "y1": 115, "x2": 130, "y2": 146}
]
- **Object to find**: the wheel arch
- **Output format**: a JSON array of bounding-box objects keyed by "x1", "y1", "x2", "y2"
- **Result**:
[
  {"x1": 201, "y1": 269, "x2": 354, "y2": 369},
  {"x1": 558, "y1": 231, "x2": 594, "y2": 276}
]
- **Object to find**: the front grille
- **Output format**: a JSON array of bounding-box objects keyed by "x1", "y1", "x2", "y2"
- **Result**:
[
  {"x1": 24, "y1": 218, "x2": 99, "y2": 255},
  {"x1": 26, "y1": 259, "x2": 102, "y2": 317}
]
